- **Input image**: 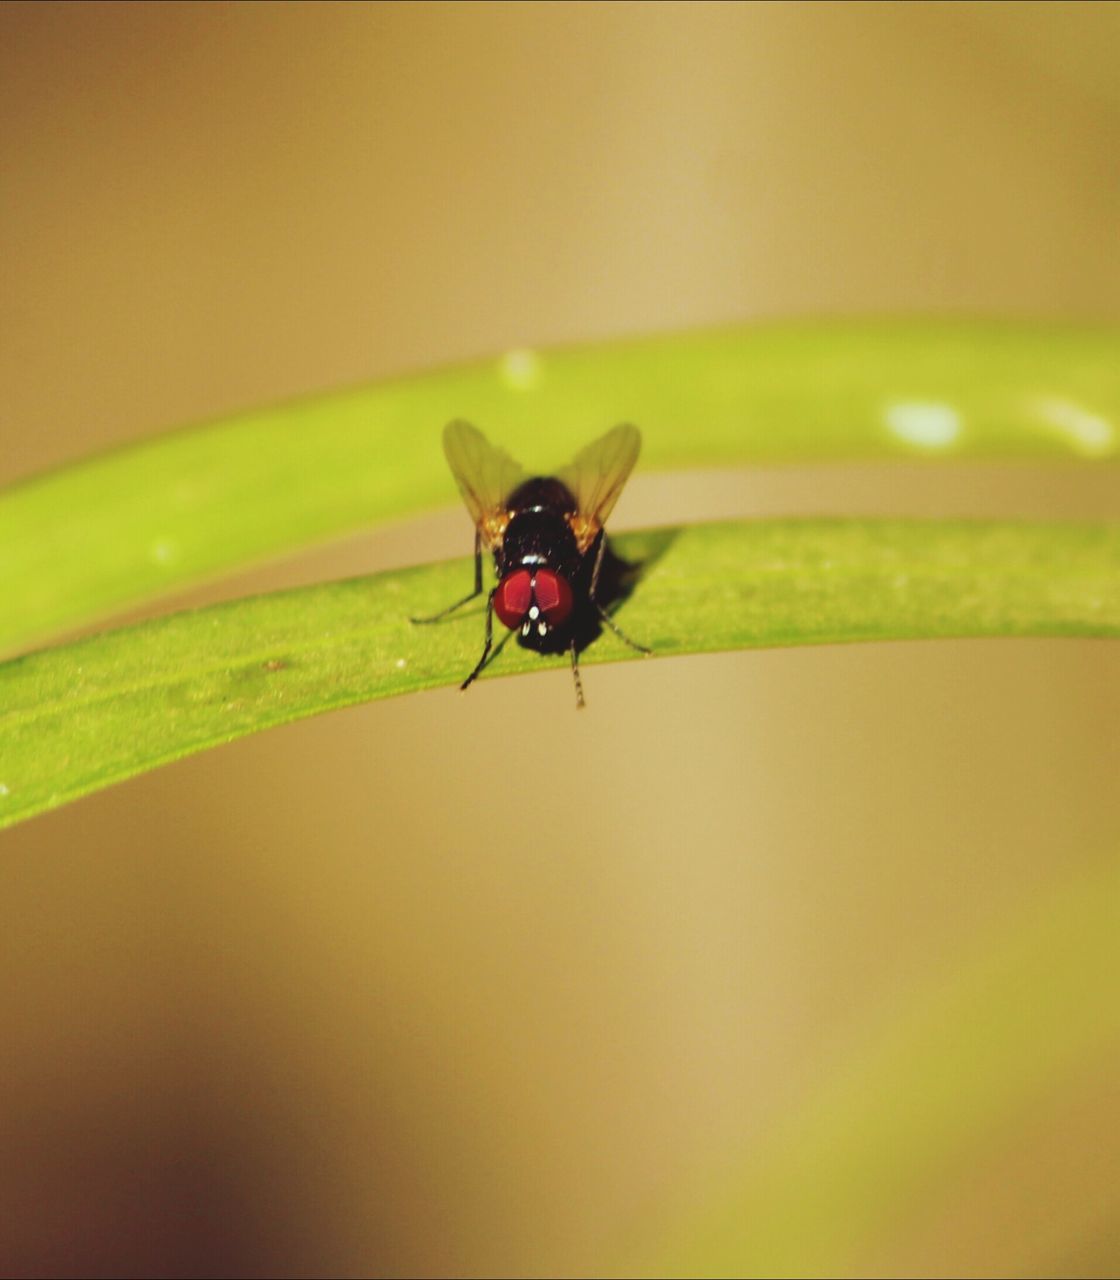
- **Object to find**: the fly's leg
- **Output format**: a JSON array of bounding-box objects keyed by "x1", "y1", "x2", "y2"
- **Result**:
[
  {"x1": 569, "y1": 640, "x2": 586, "y2": 709},
  {"x1": 460, "y1": 588, "x2": 509, "y2": 691},
  {"x1": 588, "y1": 533, "x2": 651, "y2": 654},
  {"x1": 411, "y1": 531, "x2": 484, "y2": 624}
]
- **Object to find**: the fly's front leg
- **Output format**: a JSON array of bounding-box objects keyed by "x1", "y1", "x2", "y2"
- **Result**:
[
  {"x1": 588, "y1": 532, "x2": 651, "y2": 655},
  {"x1": 411, "y1": 531, "x2": 484, "y2": 624},
  {"x1": 461, "y1": 587, "x2": 503, "y2": 691}
]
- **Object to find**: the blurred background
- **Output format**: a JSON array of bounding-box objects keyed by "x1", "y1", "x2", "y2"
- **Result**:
[{"x1": 1, "y1": 2, "x2": 1118, "y2": 1275}]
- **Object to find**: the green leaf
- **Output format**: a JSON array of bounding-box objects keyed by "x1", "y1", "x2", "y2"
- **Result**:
[
  {"x1": 2, "y1": 319, "x2": 1117, "y2": 654},
  {"x1": 2, "y1": 517, "x2": 1117, "y2": 830}
]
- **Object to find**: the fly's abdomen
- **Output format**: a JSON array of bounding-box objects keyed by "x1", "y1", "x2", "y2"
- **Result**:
[{"x1": 505, "y1": 476, "x2": 576, "y2": 514}]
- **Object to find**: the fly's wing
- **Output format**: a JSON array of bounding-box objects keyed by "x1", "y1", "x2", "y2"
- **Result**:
[
  {"x1": 442, "y1": 419, "x2": 526, "y2": 550},
  {"x1": 555, "y1": 423, "x2": 641, "y2": 552}
]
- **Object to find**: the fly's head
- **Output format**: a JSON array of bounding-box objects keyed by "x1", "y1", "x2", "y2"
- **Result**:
[{"x1": 493, "y1": 567, "x2": 574, "y2": 649}]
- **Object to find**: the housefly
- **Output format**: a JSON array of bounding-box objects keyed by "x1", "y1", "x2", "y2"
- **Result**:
[{"x1": 412, "y1": 421, "x2": 649, "y2": 706}]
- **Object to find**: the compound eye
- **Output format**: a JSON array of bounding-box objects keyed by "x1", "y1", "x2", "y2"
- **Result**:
[
  {"x1": 493, "y1": 569, "x2": 533, "y2": 629},
  {"x1": 533, "y1": 569, "x2": 573, "y2": 625}
]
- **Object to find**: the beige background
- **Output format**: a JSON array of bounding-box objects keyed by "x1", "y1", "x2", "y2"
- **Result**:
[{"x1": 1, "y1": 3, "x2": 1118, "y2": 1275}]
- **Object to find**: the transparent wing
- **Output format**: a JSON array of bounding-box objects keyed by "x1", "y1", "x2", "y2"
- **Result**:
[
  {"x1": 442, "y1": 419, "x2": 526, "y2": 550},
  {"x1": 556, "y1": 423, "x2": 641, "y2": 552}
]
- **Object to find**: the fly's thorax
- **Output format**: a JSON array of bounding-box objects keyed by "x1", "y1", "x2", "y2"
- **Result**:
[{"x1": 497, "y1": 505, "x2": 580, "y2": 578}]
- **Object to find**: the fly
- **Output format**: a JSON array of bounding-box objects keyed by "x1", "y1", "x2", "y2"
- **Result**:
[{"x1": 412, "y1": 420, "x2": 649, "y2": 707}]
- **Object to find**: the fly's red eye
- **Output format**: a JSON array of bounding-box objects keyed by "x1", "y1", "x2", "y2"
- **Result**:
[
  {"x1": 494, "y1": 569, "x2": 533, "y2": 629},
  {"x1": 533, "y1": 569, "x2": 573, "y2": 625}
]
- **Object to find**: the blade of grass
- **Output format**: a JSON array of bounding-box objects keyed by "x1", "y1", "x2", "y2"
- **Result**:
[
  {"x1": 619, "y1": 857, "x2": 1120, "y2": 1277},
  {"x1": 2, "y1": 320, "x2": 1118, "y2": 654},
  {"x1": 1, "y1": 517, "x2": 1117, "y2": 831}
]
